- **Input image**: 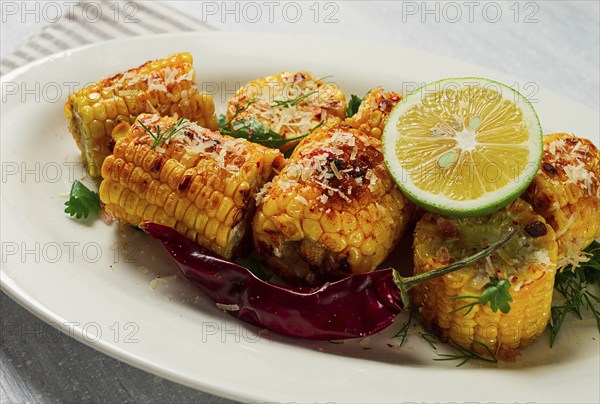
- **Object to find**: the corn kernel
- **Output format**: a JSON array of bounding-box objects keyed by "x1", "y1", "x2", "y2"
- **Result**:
[
  {"x1": 320, "y1": 211, "x2": 341, "y2": 233},
  {"x1": 286, "y1": 198, "x2": 305, "y2": 218},
  {"x1": 163, "y1": 192, "x2": 179, "y2": 217},
  {"x1": 360, "y1": 237, "x2": 377, "y2": 256},
  {"x1": 89, "y1": 120, "x2": 105, "y2": 139},
  {"x1": 347, "y1": 230, "x2": 364, "y2": 247},
  {"x1": 80, "y1": 106, "x2": 93, "y2": 124},
  {"x1": 262, "y1": 198, "x2": 279, "y2": 218},
  {"x1": 274, "y1": 214, "x2": 303, "y2": 240},
  {"x1": 340, "y1": 212, "x2": 358, "y2": 233},
  {"x1": 195, "y1": 185, "x2": 213, "y2": 209},
  {"x1": 206, "y1": 192, "x2": 223, "y2": 217},
  {"x1": 321, "y1": 233, "x2": 347, "y2": 253},
  {"x1": 302, "y1": 219, "x2": 323, "y2": 241},
  {"x1": 347, "y1": 247, "x2": 361, "y2": 268},
  {"x1": 216, "y1": 226, "x2": 230, "y2": 248},
  {"x1": 303, "y1": 205, "x2": 323, "y2": 221},
  {"x1": 216, "y1": 197, "x2": 235, "y2": 223},
  {"x1": 174, "y1": 197, "x2": 191, "y2": 222},
  {"x1": 205, "y1": 218, "x2": 219, "y2": 240},
  {"x1": 233, "y1": 182, "x2": 250, "y2": 207},
  {"x1": 194, "y1": 212, "x2": 208, "y2": 234}
]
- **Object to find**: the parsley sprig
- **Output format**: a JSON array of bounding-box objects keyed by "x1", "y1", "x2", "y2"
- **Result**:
[
  {"x1": 272, "y1": 90, "x2": 318, "y2": 108},
  {"x1": 548, "y1": 241, "x2": 600, "y2": 347},
  {"x1": 64, "y1": 180, "x2": 100, "y2": 219},
  {"x1": 449, "y1": 276, "x2": 513, "y2": 315},
  {"x1": 138, "y1": 117, "x2": 188, "y2": 149},
  {"x1": 346, "y1": 94, "x2": 362, "y2": 117}
]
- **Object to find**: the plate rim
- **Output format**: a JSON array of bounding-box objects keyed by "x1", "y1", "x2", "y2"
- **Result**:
[{"x1": 1, "y1": 30, "x2": 599, "y2": 403}]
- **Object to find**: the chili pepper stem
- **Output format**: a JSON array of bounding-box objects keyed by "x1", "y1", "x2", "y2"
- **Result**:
[{"x1": 392, "y1": 228, "x2": 518, "y2": 309}]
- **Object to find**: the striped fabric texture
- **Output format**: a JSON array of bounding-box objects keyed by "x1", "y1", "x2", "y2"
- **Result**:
[{"x1": 0, "y1": 0, "x2": 212, "y2": 76}]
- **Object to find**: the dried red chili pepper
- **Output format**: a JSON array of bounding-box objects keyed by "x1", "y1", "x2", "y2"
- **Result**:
[{"x1": 143, "y1": 222, "x2": 516, "y2": 340}]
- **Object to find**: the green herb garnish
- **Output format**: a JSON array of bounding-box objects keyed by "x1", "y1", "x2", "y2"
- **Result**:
[
  {"x1": 217, "y1": 113, "x2": 227, "y2": 128},
  {"x1": 392, "y1": 309, "x2": 414, "y2": 347},
  {"x1": 272, "y1": 90, "x2": 318, "y2": 108},
  {"x1": 219, "y1": 102, "x2": 324, "y2": 151},
  {"x1": 138, "y1": 117, "x2": 188, "y2": 149},
  {"x1": 421, "y1": 333, "x2": 439, "y2": 350},
  {"x1": 346, "y1": 94, "x2": 362, "y2": 118},
  {"x1": 393, "y1": 229, "x2": 517, "y2": 310},
  {"x1": 229, "y1": 118, "x2": 308, "y2": 149},
  {"x1": 449, "y1": 276, "x2": 513, "y2": 315},
  {"x1": 548, "y1": 241, "x2": 600, "y2": 347},
  {"x1": 434, "y1": 340, "x2": 497, "y2": 367},
  {"x1": 64, "y1": 180, "x2": 100, "y2": 219},
  {"x1": 235, "y1": 256, "x2": 273, "y2": 282}
]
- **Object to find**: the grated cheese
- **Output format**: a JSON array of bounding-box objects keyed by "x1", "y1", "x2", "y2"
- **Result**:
[{"x1": 294, "y1": 195, "x2": 308, "y2": 205}]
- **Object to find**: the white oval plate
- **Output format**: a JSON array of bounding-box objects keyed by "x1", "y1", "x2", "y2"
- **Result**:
[{"x1": 1, "y1": 32, "x2": 599, "y2": 403}]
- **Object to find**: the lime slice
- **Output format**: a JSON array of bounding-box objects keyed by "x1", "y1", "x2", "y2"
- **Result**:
[{"x1": 382, "y1": 78, "x2": 542, "y2": 217}]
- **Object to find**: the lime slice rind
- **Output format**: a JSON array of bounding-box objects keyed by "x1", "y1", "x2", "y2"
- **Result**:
[{"x1": 382, "y1": 77, "x2": 543, "y2": 217}]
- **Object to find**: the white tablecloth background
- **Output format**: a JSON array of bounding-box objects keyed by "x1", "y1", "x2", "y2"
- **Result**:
[{"x1": 1, "y1": 1, "x2": 598, "y2": 403}]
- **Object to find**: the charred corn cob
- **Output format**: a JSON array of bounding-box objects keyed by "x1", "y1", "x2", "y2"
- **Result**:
[
  {"x1": 226, "y1": 71, "x2": 346, "y2": 150},
  {"x1": 412, "y1": 199, "x2": 558, "y2": 361},
  {"x1": 99, "y1": 114, "x2": 284, "y2": 259},
  {"x1": 65, "y1": 52, "x2": 218, "y2": 177},
  {"x1": 345, "y1": 87, "x2": 402, "y2": 139},
  {"x1": 253, "y1": 124, "x2": 415, "y2": 285},
  {"x1": 524, "y1": 133, "x2": 600, "y2": 269}
]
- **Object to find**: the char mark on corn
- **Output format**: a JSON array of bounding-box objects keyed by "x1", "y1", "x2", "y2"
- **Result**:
[
  {"x1": 345, "y1": 87, "x2": 402, "y2": 139},
  {"x1": 412, "y1": 199, "x2": 558, "y2": 361},
  {"x1": 226, "y1": 71, "x2": 346, "y2": 150},
  {"x1": 252, "y1": 124, "x2": 416, "y2": 285},
  {"x1": 65, "y1": 52, "x2": 218, "y2": 177},
  {"x1": 99, "y1": 114, "x2": 284, "y2": 259},
  {"x1": 524, "y1": 133, "x2": 600, "y2": 269}
]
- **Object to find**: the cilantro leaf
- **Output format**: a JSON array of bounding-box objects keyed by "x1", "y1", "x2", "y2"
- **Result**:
[
  {"x1": 217, "y1": 113, "x2": 227, "y2": 128},
  {"x1": 64, "y1": 180, "x2": 100, "y2": 219},
  {"x1": 480, "y1": 277, "x2": 513, "y2": 314},
  {"x1": 346, "y1": 94, "x2": 362, "y2": 118}
]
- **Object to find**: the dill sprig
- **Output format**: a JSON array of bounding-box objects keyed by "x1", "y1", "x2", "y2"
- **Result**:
[
  {"x1": 391, "y1": 309, "x2": 414, "y2": 347},
  {"x1": 548, "y1": 241, "x2": 600, "y2": 347},
  {"x1": 434, "y1": 340, "x2": 497, "y2": 367},
  {"x1": 272, "y1": 90, "x2": 318, "y2": 108},
  {"x1": 420, "y1": 333, "x2": 439, "y2": 350},
  {"x1": 138, "y1": 117, "x2": 188, "y2": 149}
]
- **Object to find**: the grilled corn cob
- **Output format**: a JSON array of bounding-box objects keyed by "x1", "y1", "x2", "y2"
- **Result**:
[
  {"x1": 253, "y1": 124, "x2": 415, "y2": 285},
  {"x1": 524, "y1": 133, "x2": 600, "y2": 269},
  {"x1": 226, "y1": 71, "x2": 346, "y2": 150},
  {"x1": 99, "y1": 114, "x2": 284, "y2": 259},
  {"x1": 412, "y1": 199, "x2": 558, "y2": 361},
  {"x1": 65, "y1": 52, "x2": 218, "y2": 177},
  {"x1": 345, "y1": 87, "x2": 402, "y2": 139}
]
